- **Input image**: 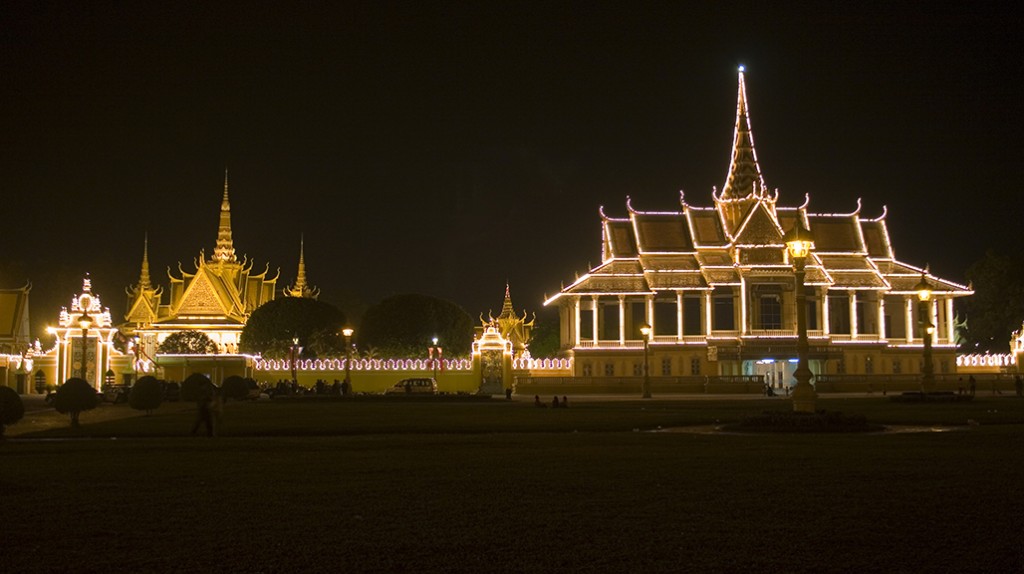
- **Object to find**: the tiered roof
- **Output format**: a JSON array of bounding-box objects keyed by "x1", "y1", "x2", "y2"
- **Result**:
[{"x1": 546, "y1": 69, "x2": 971, "y2": 304}]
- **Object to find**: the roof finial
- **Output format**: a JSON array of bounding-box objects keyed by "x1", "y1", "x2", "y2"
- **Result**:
[
  {"x1": 720, "y1": 66, "x2": 766, "y2": 200},
  {"x1": 284, "y1": 234, "x2": 319, "y2": 299},
  {"x1": 139, "y1": 233, "x2": 152, "y2": 291},
  {"x1": 213, "y1": 169, "x2": 237, "y2": 263}
]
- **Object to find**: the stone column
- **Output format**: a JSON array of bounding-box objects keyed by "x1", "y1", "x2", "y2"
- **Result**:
[
  {"x1": 946, "y1": 297, "x2": 955, "y2": 344},
  {"x1": 573, "y1": 297, "x2": 581, "y2": 347},
  {"x1": 822, "y1": 290, "x2": 831, "y2": 335},
  {"x1": 905, "y1": 296, "x2": 914, "y2": 343},
  {"x1": 850, "y1": 291, "x2": 858, "y2": 339},
  {"x1": 618, "y1": 295, "x2": 626, "y2": 346},
  {"x1": 591, "y1": 295, "x2": 599, "y2": 346},
  {"x1": 878, "y1": 296, "x2": 887, "y2": 340},
  {"x1": 703, "y1": 291, "x2": 712, "y2": 335},
  {"x1": 676, "y1": 291, "x2": 684, "y2": 342}
]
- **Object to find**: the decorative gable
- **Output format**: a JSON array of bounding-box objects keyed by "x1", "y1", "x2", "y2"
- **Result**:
[
  {"x1": 126, "y1": 295, "x2": 157, "y2": 325},
  {"x1": 175, "y1": 271, "x2": 229, "y2": 315},
  {"x1": 734, "y1": 201, "x2": 782, "y2": 246}
]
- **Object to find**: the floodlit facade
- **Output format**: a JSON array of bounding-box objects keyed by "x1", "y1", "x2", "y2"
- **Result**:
[
  {"x1": 123, "y1": 173, "x2": 280, "y2": 356},
  {"x1": 544, "y1": 70, "x2": 972, "y2": 386}
]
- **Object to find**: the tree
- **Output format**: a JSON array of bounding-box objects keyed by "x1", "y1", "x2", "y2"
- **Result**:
[
  {"x1": 963, "y1": 251, "x2": 1024, "y2": 352},
  {"x1": 359, "y1": 294, "x2": 474, "y2": 357},
  {"x1": 180, "y1": 373, "x2": 215, "y2": 403},
  {"x1": 54, "y1": 378, "x2": 99, "y2": 428},
  {"x1": 158, "y1": 330, "x2": 218, "y2": 355},
  {"x1": 221, "y1": 375, "x2": 250, "y2": 401},
  {"x1": 240, "y1": 297, "x2": 347, "y2": 358},
  {"x1": 527, "y1": 313, "x2": 562, "y2": 358},
  {"x1": 0, "y1": 386, "x2": 25, "y2": 437},
  {"x1": 129, "y1": 376, "x2": 163, "y2": 415}
]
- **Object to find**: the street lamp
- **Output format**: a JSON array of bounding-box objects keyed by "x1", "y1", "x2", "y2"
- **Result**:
[
  {"x1": 784, "y1": 217, "x2": 816, "y2": 413},
  {"x1": 914, "y1": 272, "x2": 935, "y2": 394},
  {"x1": 429, "y1": 337, "x2": 441, "y2": 381},
  {"x1": 640, "y1": 324, "x2": 652, "y2": 399},
  {"x1": 77, "y1": 298, "x2": 93, "y2": 383},
  {"x1": 290, "y1": 336, "x2": 302, "y2": 386},
  {"x1": 342, "y1": 327, "x2": 354, "y2": 394}
]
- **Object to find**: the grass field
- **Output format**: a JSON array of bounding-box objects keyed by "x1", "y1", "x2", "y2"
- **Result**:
[{"x1": 3, "y1": 396, "x2": 1023, "y2": 573}]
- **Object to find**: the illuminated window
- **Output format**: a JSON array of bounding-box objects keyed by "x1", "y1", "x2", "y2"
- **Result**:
[
  {"x1": 601, "y1": 303, "x2": 619, "y2": 340},
  {"x1": 759, "y1": 295, "x2": 781, "y2": 330},
  {"x1": 713, "y1": 287, "x2": 735, "y2": 331},
  {"x1": 654, "y1": 301, "x2": 677, "y2": 336},
  {"x1": 683, "y1": 296, "x2": 702, "y2": 335},
  {"x1": 690, "y1": 357, "x2": 701, "y2": 375},
  {"x1": 828, "y1": 295, "x2": 850, "y2": 334}
]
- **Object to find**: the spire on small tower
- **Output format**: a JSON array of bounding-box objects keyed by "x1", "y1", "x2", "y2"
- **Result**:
[
  {"x1": 284, "y1": 234, "x2": 320, "y2": 299},
  {"x1": 213, "y1": 169, "x2": 237, "y2": 263},
  {"x1": 720, "y1": 66, "x2": 766, "y2": 200},
  {"x1": 499, "y1": 282, "x2": 514, "y2": 319}
]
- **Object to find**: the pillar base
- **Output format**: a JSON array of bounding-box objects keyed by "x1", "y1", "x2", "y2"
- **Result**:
[{"x1": 791, "y1": 366, "x2": 816, "y2": 413}]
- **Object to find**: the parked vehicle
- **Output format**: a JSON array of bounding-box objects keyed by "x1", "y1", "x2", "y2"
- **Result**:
[{"x1": 385, "y1": 378, "x2": 438, "y2": 395}]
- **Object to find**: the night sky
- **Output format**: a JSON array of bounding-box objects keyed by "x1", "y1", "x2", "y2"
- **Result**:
[{"x1": 2, "y1": 2, "x2": 1021, "y2": 338}]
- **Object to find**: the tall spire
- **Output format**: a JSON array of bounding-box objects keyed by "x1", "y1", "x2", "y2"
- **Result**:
[
  {"x1": 213, "y1": 169, "x2": 237, "y2": 262},
  {"x1": 720, "y1": 66, "x2": 766, "y2": 200},
  {"x1": 284, "y1": 234, "x2": 319, "y2": 299},
  {"x1": 138, "y1": 233, "x2": 152, "y2": 292}
]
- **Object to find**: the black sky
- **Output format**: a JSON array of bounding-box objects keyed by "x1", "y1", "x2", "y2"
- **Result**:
[{"x1": 2, "y1": 1, "x2": 1021, "y2": 337}]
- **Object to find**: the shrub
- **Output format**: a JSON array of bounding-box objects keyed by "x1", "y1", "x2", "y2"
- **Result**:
[
  {"x1": 222, "y1": 376, "x2": 249, "y2": 402},
  {"x1": 0, "y1": 386, "x2": 25, "y2": 436},
  {"x1": 129, "y1": 376, "x2": 164, "y2": 415},
  {"x1": 54, "y1": 378, "x2": 99, "y2": 428},
  {"x1": 734, "y1": 410, "x2": 879, "y2": 433},
  {"x1": 180, "y1": 373, "x2": 215, "y2": 402}
]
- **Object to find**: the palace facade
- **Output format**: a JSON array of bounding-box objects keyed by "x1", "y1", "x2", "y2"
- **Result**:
[{"x1": 544, "y1": 70, "x2": 972, "y2": 386}]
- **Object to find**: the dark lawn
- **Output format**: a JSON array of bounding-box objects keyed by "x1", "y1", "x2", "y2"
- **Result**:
[{"x1": 3, "y1": 397, "x2": 1023, "y2": 573}]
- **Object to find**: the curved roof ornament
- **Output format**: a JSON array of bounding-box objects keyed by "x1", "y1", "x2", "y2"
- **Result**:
[
  {"x1": 625, "y1": 195, "x2": 635, "y2": 213},
  {"x1": 870, "y1": 205, "x2": 889, "y2": 221},
  {"x1": 711, "y1": 185, "x2": 720, "y2": 202},
  {"x1": 798, "y1": 193, "x2": 810, "y2": 210},
  {"x1": 853, "y1": 197, "x2": 862, "y2": 216},
  {"x1": 598, "y1": 205, "x2": 609, "y2": 221}
]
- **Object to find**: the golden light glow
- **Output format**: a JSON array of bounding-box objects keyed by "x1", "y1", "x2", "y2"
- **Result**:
[
  {"x1": 342, "y1": 328, "x2": 354, "y2": 337},
  {"x1": 915, "y1": 273, "x2": 932, "y2": 302},
  {"x1": 640, "y1": 324, "x2": 652, "y2": 337}
]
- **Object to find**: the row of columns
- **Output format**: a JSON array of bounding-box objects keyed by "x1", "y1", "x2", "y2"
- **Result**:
[{"x1": 571, "y1": 291, "x2": 954, "y2": 346}]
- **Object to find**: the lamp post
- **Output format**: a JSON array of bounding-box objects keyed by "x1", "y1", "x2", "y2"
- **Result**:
[
  {"x1": 914, "y1": 273, "x2": 935, "y2": 394},
  {"x1": 342, "y1": 327, "x2": 354, "y2": 394},
  {"x1": 640, "y1": 324, "x2": 652, "y2": 398},
  {"x1": 78, "y1": 303, "x2": 93, "y2": 383},
  {"x1": 290, "y1": 336, "x2": 301, "y2": 386},
  {"x1": 784, "y1": 218, "x2": 816, "y2": 413},
  {"x1": 429, "y1": 337, "x2": 441, "y2": 381}
]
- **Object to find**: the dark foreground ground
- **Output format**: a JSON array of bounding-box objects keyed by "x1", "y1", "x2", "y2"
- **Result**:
[{"x1": 3, "y1": 396, "x2": 1023, "y2": 573}]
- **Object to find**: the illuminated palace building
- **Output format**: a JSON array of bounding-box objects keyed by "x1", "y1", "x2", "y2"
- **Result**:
[
  {"x1": 545, "y1": 70, "x2": 971, "y2": 385},
  {"x1": 122, "y1": 173, "x2": 308, "y2": 356}
]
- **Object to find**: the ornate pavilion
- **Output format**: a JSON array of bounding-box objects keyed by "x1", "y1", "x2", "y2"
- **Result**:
[
  {"x1": 544, "y1": 69, "x2": 972, "y2": 386},
  {"x1": 122, "y1": 173, "x2": 283, "y2": 356}
]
